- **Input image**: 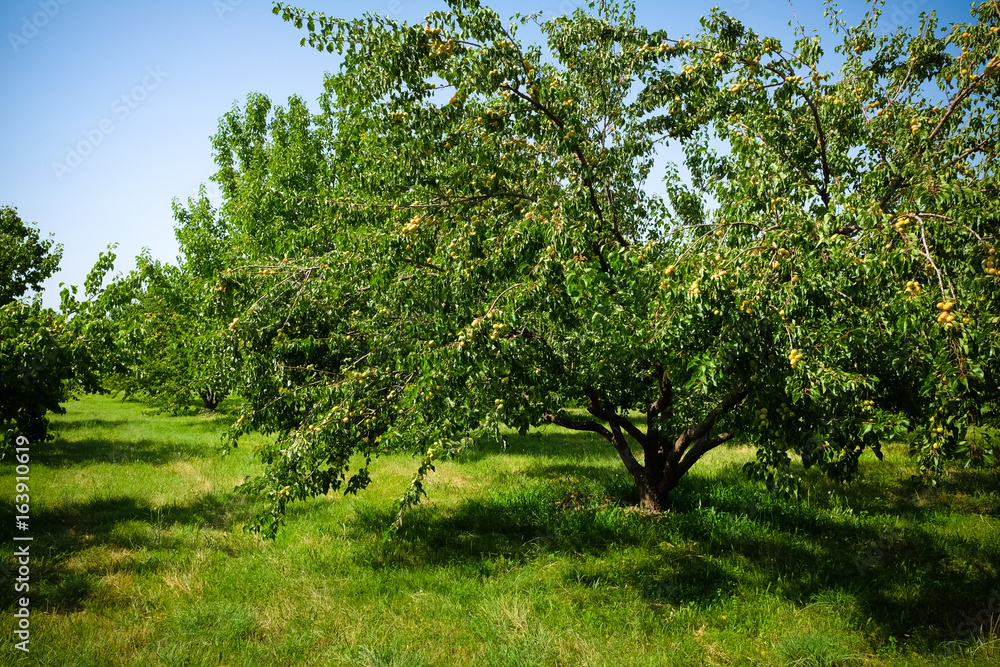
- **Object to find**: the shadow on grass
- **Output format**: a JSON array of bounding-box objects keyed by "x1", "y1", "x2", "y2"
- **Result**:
[
  {"x1": 1, "y1": 491, "x2": 259, "y2": 613},
  {"x1": 455, "y1": 428, "x2": 617, "y2": 463},
  {"x1": 18, "y1": 405, "x2": 999, "y2": 652},
  {"x1": 47, "y1": 418, "x2": 134, "y2": 432},
  {"x1": 39, "y1": 432, "x2": 229, "y2": 467},
  {"x1": 338, "y1": 461, "x2": 999, "y2": 649}
]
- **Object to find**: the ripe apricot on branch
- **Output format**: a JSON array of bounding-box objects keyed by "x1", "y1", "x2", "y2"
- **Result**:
[{"x1": 402, "y1": 215, "x2": 422, "y2": 235}]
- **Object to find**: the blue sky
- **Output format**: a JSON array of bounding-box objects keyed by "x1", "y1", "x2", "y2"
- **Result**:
[{"x1": 0, "y1": 0, "x2": 972, "y2": 307}]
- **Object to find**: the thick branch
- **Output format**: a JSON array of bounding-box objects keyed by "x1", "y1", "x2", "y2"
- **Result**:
[
  {"x1": 646, "y1": 367, "x2": 673, "y2": 453},
  {"x1": 879, "y1": 82, "x2": 980, "y2": 209},
  {"x1": 612, "y1": 412, "x2": 647, "y2": 449},
  {"x1": 542, "y1": 412, "x2": 644, "y2": 479},
  {"x1": 801, "y1": 94, "x2": 832, "y2": 206},
  {"x1": 677, "y1": 432, "x2": 735, "y2": 479},
  {"x1": 927, "y1": 83, "x2": 977, "y2": 144},
  {"x1": 583, "y1": 385, "x2": 646, "y2": 447},
  {"x1": 672, "y1": 383, "x2": 747, "y2": 456},
  {"x1": 648, "y1": 367, "x2": 673, "y2": 421},
  {"x1": 542, "y1": 412, "x2": 611, "y2": 438},
  {"x1": 500, "y1": 79, "x2": 627, "y2": 263}
]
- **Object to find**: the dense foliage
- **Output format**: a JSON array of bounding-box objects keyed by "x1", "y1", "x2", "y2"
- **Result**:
[
  {"x1": 0, "y1": 212, "x2": 115, "y2": 450},
  {"x1": 0, "y1": 205, "x2": 62, "y2": 305},
  {"x1": 190, "y1": 0, "x2": 999, "y2": 536}
]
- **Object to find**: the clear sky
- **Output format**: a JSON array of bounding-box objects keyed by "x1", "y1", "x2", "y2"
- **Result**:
[{"x1": 0, "y1": 0, "x2": 973, "y2": 307}]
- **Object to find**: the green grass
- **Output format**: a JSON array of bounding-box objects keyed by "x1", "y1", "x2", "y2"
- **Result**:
[{"x1": 2, "y1": 394, "x2": 999, "y2": 665}]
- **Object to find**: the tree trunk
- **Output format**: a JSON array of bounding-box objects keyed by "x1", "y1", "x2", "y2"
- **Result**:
[
  {"x1": 638, "y1": 479, "x2": 667, "y2": 512},
  {"x1": 636, "y1": 462, "x2": 680, "y2": 512},
  {"x1": 199, "y1": 389, "x2": 222, "y2": 411}
]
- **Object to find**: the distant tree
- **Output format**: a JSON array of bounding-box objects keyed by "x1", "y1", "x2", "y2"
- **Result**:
[
  {"x1": 0, "y1": 205, "x2": 62, "y2": 305},
  {"x1": 1, "y1": 238, "x2": 115, "y2": 451},
  {"x1": 1, "y1": 301, "x2": 76, "y2": 447},
  {"x1": 102, "y1": 190, "x2": 239, "y2": 412},
  {"x1": 201, "y1": 0, "x2": 996, "y2": 536}
]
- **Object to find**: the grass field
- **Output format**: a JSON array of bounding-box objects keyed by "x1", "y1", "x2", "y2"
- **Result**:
[{"x1": 2, "y1": 394, "x2": 999, "y2": 666}]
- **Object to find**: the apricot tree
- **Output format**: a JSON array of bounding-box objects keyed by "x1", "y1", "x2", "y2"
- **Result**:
[{"x1": 214, "y1": 0, "x2": 998, "y2": 535}]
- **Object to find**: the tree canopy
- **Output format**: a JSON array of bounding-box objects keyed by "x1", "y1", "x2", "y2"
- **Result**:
[
  {"x1": 197, "y1": 0, "x2": 999, "y2": 536},
  {"x1": 0, "y1": 205, "x2": 62, "y2": 305}
]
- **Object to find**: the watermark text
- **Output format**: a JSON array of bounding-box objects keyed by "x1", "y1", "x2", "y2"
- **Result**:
[
  {"x1": 12, "y1": 435, "x2": 33, "y2": 653},
  {"x1": 51, "y1": 65, "x2": 168, "y2": 181},
  {"x1": 7, "y1": 0, "x2": 71, "y2": 53}
]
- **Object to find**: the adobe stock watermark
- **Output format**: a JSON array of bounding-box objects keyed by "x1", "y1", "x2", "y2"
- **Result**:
[
  {"x1": 521, "y1": 509, "x2": 568, "y2": 556},
  {"x1": 213, "y1": 0, "x2": 243, "y2": 21},
  {"x1": 51, "y1": 65, "x2": 168, "y2": 182},
  {"x1": 657, "y1": 575, "x2": 684, "y2": 603},
  {"x1": 12, "y1": 435, "x2": 33, "y2": 652},
  {"x1": 7, "y1": 0, "x2": 71, "y2": 54},
  {"x1": 878, "y1": 0, "x2": 931, "y2": 36},
  {"x1": 955, "y1": 589, "x2": 1000, "y2": 641},
  {"x1": 853, "y1": 478, "x2": 954, "y2": 575},
  {"x1": 852, "y1": 516, "x2": 912, "y2": 574},
  {"x1": 385, "y1": 0, "x2": 404, "y2": 20}
]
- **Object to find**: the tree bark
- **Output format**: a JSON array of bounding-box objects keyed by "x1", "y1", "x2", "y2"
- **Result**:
[{"x1": 637, "y1": 472, "x2": 675, "y2": 512}]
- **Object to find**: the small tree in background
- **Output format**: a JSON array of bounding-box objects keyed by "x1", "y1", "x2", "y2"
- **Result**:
[
  {"x1": 103, "y1": 190, "x2": 239, "y2": 412},
  {"x1": 0, "y1": 205, "x2": 62, "y2": 305},
  {"x1": 1, "y1": 206, "x2": 115, "y2": 450}
]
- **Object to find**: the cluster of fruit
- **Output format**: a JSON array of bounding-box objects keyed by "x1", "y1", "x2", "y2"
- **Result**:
[
  {"x1": 927, "y1": 416, "x2": 948, "y2": 451},
  {"x1": 402, "y1": 214, "x2": 422, "y2": 235},
  {"x1": 935, "y1": 301, "x2": 957, "y2": 328},
  {"x1": 788, "y1": 348, "x2": 803, "y2": 368},
  {"x1": 905, "y1": 280, "x2": 921, "y2": 296},
  {"x1": 987, "y1": 248, "x2": 996, "y2": 275},
  {"x1": 984, "y1": 54, "x2": 1000, "y2": 78},
  {"x1": 476, "y1": 108, "x2": 506, "y2": 127},
  {"x1": 428, "y1": 38, "x2": 456, "y2": 57},
  {"x1": 488, "y1": 322, "x2": 508, "y2": 341}
]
